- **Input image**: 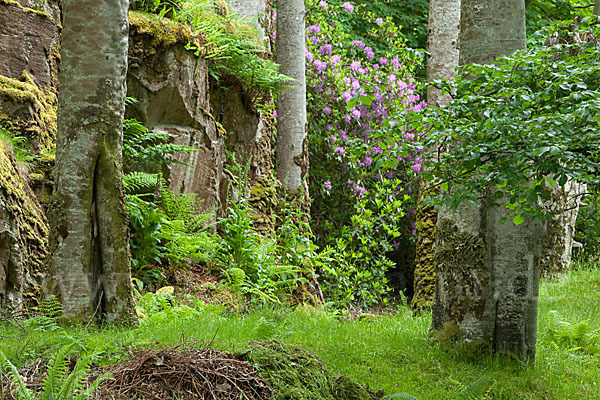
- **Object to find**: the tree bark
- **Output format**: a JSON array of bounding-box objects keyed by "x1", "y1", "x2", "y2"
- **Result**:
[
  {"x1": 276, "y1": 0, "x2": 308, "y2": 194},
  {"x1": 432, "y1": 0, "x2": 547, "y2": 362},
  {"x1": 227, "y1": 0, "x2": 267, "y2": 40},
  {"x1": 412, "y1": 0, "x2": 461, "y2": 311},
  {"x1": 595, "y1": 0, "x2": 600, "y2": 17},
  {"x1": 44, "y1": 0, "x2": 136, "y2": 323}
]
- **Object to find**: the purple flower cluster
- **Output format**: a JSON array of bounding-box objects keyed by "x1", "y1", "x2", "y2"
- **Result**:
[{"x1": 302, "y1": 0, "x2": 426, "y2": 237}]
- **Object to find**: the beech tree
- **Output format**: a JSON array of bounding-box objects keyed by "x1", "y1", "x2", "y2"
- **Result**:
[
  {"x1": 431, "y1": 0, "x2": 546, "y2": 361},
  {"x1": 412, "y1": 0, "x2": 461, "y2": 311},
  {"x1": 276, "y1": 0, "x2": 308, "y2": 194},
  {"x1": 45, "y1": 0, "x2": 136, "y2": 322}
]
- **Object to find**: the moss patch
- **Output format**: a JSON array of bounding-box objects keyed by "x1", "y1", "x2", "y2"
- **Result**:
[
  {"x1": 0, "y1": 0, "x2": 52, "y2": 18},
  {"x1": 0, "y1": 72, "x2": 57, "y2": 154},
  {"x1": 412, "y1": 186, "x2": 438, "y2": 311},
  {"x1": 0, "y1": 138, "x2": 49, "y2": 289},
  {"x1": 249, "y1": 175, "x2": 277, "y2": 235},
  {"x1": 128, "y1": 11, "x2": 209, "y2": 64},
  {"x1": 238, "y1": 340, "x2": 383, "y2": 400}
]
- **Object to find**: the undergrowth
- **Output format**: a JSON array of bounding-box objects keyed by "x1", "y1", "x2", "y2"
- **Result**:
[{"x1": 1, "y1": 266, "x2": 599, "y2": 399}]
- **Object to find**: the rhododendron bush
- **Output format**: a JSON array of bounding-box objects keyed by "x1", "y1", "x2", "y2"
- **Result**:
[{"x1": 301, "y1": 0, "x2": 426, "y2": 306}]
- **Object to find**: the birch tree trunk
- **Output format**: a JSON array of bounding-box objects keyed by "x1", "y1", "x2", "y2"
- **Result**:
[
  {"x1": 432, "y1": 0, "x2": 547, "y2": 362},
  {"x1": 412, "y1": 0, "x2": 460, "y2": 311},
  {"x1": 44, "y1": 0, "x2": 136, "y2": 323},
  {"x1": 276, "y1": 0, "x2": 308, "y2": 194}
]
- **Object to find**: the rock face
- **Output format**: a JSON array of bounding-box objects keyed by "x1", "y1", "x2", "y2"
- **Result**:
[
  {"x1": 0, "y1": 0, "x2": 57, "y2": 311},
  {"x1": 0, "y1": 0, "x2": 60, "y2": 88},
  {"x1": 127, "y1": 13, "x2": 227, "y2": 220},
  {"x1": 0, "y1": 139, "x2": 48, "y2": 311},
  {"x1": 210, "y1": 80, "x2": 277, "y2": 233},
  {"x1": 127, "y1": 11, "x2": 278, "y2": 232}
]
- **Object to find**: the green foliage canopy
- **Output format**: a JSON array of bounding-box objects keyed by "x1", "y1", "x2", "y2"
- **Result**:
[{"x1": 408, "y1": 21, "x2": 600, "y2": 222}]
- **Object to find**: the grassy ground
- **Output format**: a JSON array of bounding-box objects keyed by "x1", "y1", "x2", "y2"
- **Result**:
[{"x1": 1, "y1": 265, "x2": 599, "y2": 399}]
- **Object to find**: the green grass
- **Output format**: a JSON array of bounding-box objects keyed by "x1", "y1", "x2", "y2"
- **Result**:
[{"x1": 2, "y1": 265, "x2": 599, "y2": 399}]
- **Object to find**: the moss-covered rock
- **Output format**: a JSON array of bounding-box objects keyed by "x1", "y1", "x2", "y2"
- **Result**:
[
  {"x1": 0, "y1": 72, "x2": 56, "y2": 153},
  {"x1": 238, "y1": 340, "x2": 383, "y2": 400},
  {"x1": 128, "y1": 11, "x2": 209, "y2": 65},
  {"x1": 0, "y1": 137, "x2": 49, "y2": 311},
  {"x1": 412, "y1": 185, "x2": 438, "y2": 311}
]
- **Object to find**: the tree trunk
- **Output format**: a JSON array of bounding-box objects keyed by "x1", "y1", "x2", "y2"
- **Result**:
[
  {"x1": 276, "y1": 0, "x2": 308, "y2": 194},
  {"x1": 44, "y1": 0, "x2": 136, "y2": 323},
  {"x1": 540, "y1": 180, "x2": 584, "y2": 275},
  {"x1": 432, "y1": 0, "x2": 547, "y2": 362},
  {"x1": 595, "y1": 0, "x2": 600, "y2": 17},
  {"x1": 227, "y1": 0, "x2": 268, "y2": 40},
  {"x1": 412, "y1": 0, "x2": 461, "y2": 311}
]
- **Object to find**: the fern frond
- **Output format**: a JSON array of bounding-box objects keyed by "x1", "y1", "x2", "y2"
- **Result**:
[
  {"x1": 123, "y1": 171, "x2": 161, "y2": 194},
  {"x1": 41, "y1": 344, "x2": 73, "y2": 399},
  {"x1": 0, "y1": 349, "x2": 35, "y2": 400},
  {"x1": 55, "y1": 356, "x2": 92, "y2": 399},
  {"x1": 456, "y1": 375, "x2": 492, "y2": 400},
  {"x1": 384, "y1": 394, "x2": 420, "y2": 400}
]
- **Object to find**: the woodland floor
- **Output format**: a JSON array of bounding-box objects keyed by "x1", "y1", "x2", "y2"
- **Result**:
[{"x1": 1, "y1": 263, "x2": 600, "y2": 399}]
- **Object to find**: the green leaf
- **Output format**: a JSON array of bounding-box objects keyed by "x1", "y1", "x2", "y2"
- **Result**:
[{"x1": 513, "y1": 214, "x2": 524, "y2": 226}]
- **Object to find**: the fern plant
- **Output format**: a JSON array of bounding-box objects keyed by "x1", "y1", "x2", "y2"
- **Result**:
[
  {"x1": 123, "y1": 171, "x2": 162, "y2": 195},
  {"x1": 122, "y1": 117, "x2": 196, "y2": 174},
  {"x1": 0, "y1": 345, "x2": 107, "y2": 400},
  {"x1": 384, "y1": 375, "x2": 492, "y2": 400},
  {"x1": 23, "y1": 295, "x2": 63, "y2": 332},
  {"x1": 546, "y1": 311, "x2": 600, "y2": 355}
]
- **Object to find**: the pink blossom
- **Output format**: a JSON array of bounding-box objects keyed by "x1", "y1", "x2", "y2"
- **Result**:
[
  {"x1": 375, "y1": 17, "x2": 383, "y2": 25},
  {"x1": 305, "y1": 49, "x2": 313, "y2": 63},
  {"x1": 319, "y1": 44, "x2": 333, "y2": 56},
  {"x1": 342, "y1": 2, "x2": 354, "y2": 13},
  {"x1": 319, "y1": 0, "x2": 329, "y2": 9},
  {"x1": 352, "y1": 40, "x2": 365, "y2": 49},
  {"x1": 307, "y1": 24, "x2": 321, "y2": 34}
]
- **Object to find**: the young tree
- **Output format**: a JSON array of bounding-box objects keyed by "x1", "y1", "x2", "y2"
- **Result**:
[
  {"x1": 432, "y1": 0, "x2": 546, "y2": 361},
  {"x1": 412, "y1": 0, "x2": 461, "y2": 311},
  {"x1": 45, "y1": 0, "x2": 136, "y2": 323},
  {"x1": 276, "y1": 0, "x2": 308, "y2": 194}
]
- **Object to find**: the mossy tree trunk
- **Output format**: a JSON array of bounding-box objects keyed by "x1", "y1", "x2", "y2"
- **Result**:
[
  {"x1": 276, "y1": 0, "x2": 308, "y2": 198},
  {"x1": 432, "y1": 0, "x2": 547, "y2": 362},
  {"x1": 412, "y1": 0, "x2": 460, "y2": 311},
  {"x1": 44, "y1": 0, "x2": 136, "y2": 323}
]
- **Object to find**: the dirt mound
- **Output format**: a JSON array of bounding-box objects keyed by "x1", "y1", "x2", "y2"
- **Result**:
[
  {"x1": 1, "y1": 345, "x2": 272, "y2": 400},
  {"x1": 96, "y1": 346, "x2": 272, "y2": 399}
]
